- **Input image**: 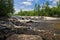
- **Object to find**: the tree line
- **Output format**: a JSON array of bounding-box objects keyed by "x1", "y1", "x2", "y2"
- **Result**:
[
  {"x1": 0, "y1": 0, "x2": 60, "y2": 17},
  {"x1": 16, "y1": 1, "x2": 60, "y2": 17}
]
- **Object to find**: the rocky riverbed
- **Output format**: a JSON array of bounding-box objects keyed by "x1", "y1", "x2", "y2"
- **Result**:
[{"x1": 0, "y1": 17, "x2": 59, "y2": 40}]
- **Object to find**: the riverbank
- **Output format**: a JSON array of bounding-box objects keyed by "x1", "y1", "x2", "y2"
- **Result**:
[{"x1": 0, "y1": 17, "x2": 60, "y2": 40}]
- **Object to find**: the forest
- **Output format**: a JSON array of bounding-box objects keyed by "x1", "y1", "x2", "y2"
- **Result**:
[
  {"x1": 16, "y1": 1, "x2": 60, "y2": 17},
  {"x1": 0, "y1": 0, "x2": 60, "y2": 17}
]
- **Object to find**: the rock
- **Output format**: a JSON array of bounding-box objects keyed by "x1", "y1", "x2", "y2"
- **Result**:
[
  {"x1": 0, "y1": 17, "x2": 56, "y2": 40},
  {"x1": 6, "y1": 34, "x2": 43, "y2": 40},
  {"x1": 26, "y1": 20, "x2": 34, "y2": 23}
]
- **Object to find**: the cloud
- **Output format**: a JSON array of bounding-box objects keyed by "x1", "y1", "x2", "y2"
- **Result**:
[
  {"x1": 14, "y1": 0, "x2": 60, "y2": 14},
  {"x1": 27, "y1": 0, "x2": 33, "y2": 1},
  {"x1": 14, "y1": 8, "x2": 33, "y2": 14},
  {"x1": 53, "y1": 0, "x2": 59, "y2": 4},
  {"x1": 22, "y1": 2, "x2": 32, "y2": 5},
  {"x1": 53, "y1": 0, "x2": 59, "y2": 2},
  {"x1": 49, "y1": 5, "x2": 53, "y2": 8},
  {"x1": 49, "y1": 0, "x2": 53, "y2": 1},
  {"x1": 22, "y1": 8, "x2": 33, "y2": 11},
  {"x1": 49, "y1": 0, "x2": 59, "y2": 7},
  {"x1": 14, "y1": 8, "x2": 20, "y2": 14}
]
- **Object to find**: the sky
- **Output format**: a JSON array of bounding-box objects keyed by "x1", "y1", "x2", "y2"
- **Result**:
[{"x1": 14, "y1": 0, "x2": 59, "y2": 13}]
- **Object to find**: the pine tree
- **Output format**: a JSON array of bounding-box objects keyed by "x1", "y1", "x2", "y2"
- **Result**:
[{"x1": 37, "y1": 4, "x2": 40, "y2": 16}]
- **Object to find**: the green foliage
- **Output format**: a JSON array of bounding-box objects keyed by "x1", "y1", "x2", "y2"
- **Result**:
[
  {"x1": 0, "y1": 0, "x2": 14, "y2": 17},
  {"x1": 16, "y1": 1, "x2": 60, "y2": 17}
]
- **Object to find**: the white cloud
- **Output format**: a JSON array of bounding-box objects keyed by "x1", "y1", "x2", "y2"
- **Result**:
[
  {"x1": 22, "y1": 9, "x2": 33, "y2": 11},
  {"x1": 53, "y1": 0, "x2": 59, "y2": 4},
  {"x1": 49, "y1": 5, "x2": 53, "y2": 8},
  {"x1": 49, "y1": 0, "x2": 53, "y2": 1},
  {"x1": 14, "y1": 8, "x2": 33, "y2": 14},
  {"x1": 50, "y1": 0, "x2": 59, "y2": 6},
  {"x1": 53, "y1": 1, "x2": 57, "y2": 4},
  {"x1": 27, "y1": 0, "x2": 33, "y2": 1},
  {"x1": 22, "y1": 2, "x2": 32, "y2": 5},
  {"x1": 14, "y1": 9, "x2": 20, "y2": 14}
]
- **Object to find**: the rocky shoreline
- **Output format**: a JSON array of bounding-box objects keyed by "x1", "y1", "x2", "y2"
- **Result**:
[{"x1": 0, "y1": 17, "x2": 58, "y2": 40}]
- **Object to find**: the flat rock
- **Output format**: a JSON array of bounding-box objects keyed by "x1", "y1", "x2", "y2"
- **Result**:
[{"x1": 6, "y1": 34, "x2": 43, "y2": 40}]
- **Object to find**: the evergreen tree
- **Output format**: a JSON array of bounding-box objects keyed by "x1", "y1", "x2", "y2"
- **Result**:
[
  {"x1": 37, "y1": 4, "x2": 40, "y2": 16},
  {"x1": 41, "y1": 3, "x2": 45, "y2": 16},
  {"x1": 45, "y1": 1, "x2": 50, "y2": 16},
  {"x1": 34, "y1": 4, "x2": 38, "y2": 16}
]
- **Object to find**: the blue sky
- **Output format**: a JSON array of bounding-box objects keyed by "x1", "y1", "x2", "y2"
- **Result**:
[{"x1": 14, "y1": 0, "x2": 59, "y2": 13}]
